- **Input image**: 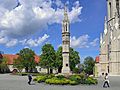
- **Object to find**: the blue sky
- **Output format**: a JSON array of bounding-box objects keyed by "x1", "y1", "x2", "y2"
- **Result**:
[{"x1": 0, "y1": 0, "x2": 107, "y2": 62}]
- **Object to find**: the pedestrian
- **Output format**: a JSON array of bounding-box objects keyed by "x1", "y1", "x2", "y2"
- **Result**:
[
  {"x1": 28, "y1": 74, "x2": 32, "y2": 85},
  {"x1": 103, "y1": 73, "x2": 110, "y2": 88}
]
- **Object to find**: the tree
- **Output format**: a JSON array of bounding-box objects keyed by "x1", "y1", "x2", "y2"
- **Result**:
[
  {"x1": 18, "y1": 48, "x2": 36, "y2": 72},
  {"x1": 13, "y1": 57, "x2": 24, "y2": 73},
  {"x1": 84, "y1": 56, "x2": 95, "y2": 75},
  {"x1": 0, "y1": 51, "x2": 3, "y2": 63},
  {"x1": 56, "y1": 47, "x2": 63, "y2": 72},
  {"x1": 69, "y1": 48, "x2": 80, "y2": 70},
  {"x1": 39, "y1": 44, "x2": 56, "y2": 74},
  {"x1": 56, "y1": 46, "x2": 80, "y2": 72},
  {"x1": 0, "y1": 57, "x2": 10, "y2": 73}
]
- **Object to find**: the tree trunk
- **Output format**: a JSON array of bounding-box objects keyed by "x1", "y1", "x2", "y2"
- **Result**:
[{"x1": 50, "y1": 69, "x2": 53, "y2": 74}]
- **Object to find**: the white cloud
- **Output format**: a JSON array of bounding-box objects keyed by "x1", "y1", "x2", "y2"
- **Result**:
[
  {"x1": 0, "y1": 0, "x2": 17, "y2": 10},
  {"x1": 6, "y1": 39, "x2": 18, "y2": 47},
  {"x1": 0, "y1": 36, "x2": 18, "y2": 47},
  {"x1": 24, "y1": 46, "x2": 29, "y2": 48},
  {"x1": 20, "y1": 34, "x2": 49, "y2": 47},
  {"x1": 74, "y1": 1, "x2": 80, "y2": 8},
  {"x1": 70, "y1": 35, "x2": 99, "y2": 48},
  {"x1": 70, "y1": 35, "x2": 89, "y2": 48},
  {"x1": 90, "y1": 38, "x2": 99, "y2": 46},
  {"x1": 55, "y1": 0, "x2": 64, "y2": 8},
  {"x1": 59, "y1": 34, "x2": 99, "y2": 49},
  {"x1": 0, "y1": 37, "x2": 8, "y2": 44},
  {"x1": 0, "y1": 0, "x2": 82, "y2": 47}
]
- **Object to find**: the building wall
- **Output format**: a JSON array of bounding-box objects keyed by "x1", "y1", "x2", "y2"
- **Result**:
[
  {"x1": 99, "y1": 0, "x2": 120, "y2": 76},
  {"x1": 8, "y1": 65, "x2": 58, "y2": 74}
]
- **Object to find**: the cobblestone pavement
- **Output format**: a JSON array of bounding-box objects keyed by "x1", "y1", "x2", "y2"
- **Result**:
[{"x1": 0, "y1": 74, "x2": 120, "y2": 90}]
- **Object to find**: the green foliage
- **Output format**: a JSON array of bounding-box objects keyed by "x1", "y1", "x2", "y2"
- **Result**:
[
  {"x1": 37, "y1": 76, "x2": 48, "y2": 83},
  {"x1": 33, "y1": 74, "x2": 55, "y2": 83},
  {"x1": 69, "y1": 48, "x2": 80, "y2": 70},
  {"x1": 56, "y1": 75, "x2": 65, "y2": 79},
  {"x1": 13, "y1": 57, "x2": 24, "y2": 73},
  {"x1": 85, "y1": 77, "x2": 98, "y2": 85},
  {"x1": 56, "y1": 46, "x2": 80, "y2": 71},
  {"x1": 69, "y1": 75, "x2": 81, "y2": 82},
  {"x1": 47, "y1": 74, "x2": 55, "y2": 78},
  {"x1": 39, "y1": 44, "x2": 56, "y2": 74},
  {"x1": 45, "y1": 77, "x2": 70, "y2": 85},
  {"x1": 18, "y1": 48, "x2": 36, "y2": 72},
  {"x1": 73, "y1": 68, "x2": 80, "y2": 73},
  {"x1": 55, "y1": 47, "x2": 62, "y2": 69},
  {"x1": 84, "y1": 56, "x2": 95, "y2": 75},
  {"x1": 69, "y1": 80, "x2": 78, "y2": 85},
  {"x1": 34, "y1": 74, "x2": 98, "y2": 85},
  {"x1": 0, "y1": 57, "x2": 10, "y2": 73}
]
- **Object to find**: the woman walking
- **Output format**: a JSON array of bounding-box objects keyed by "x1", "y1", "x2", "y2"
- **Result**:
[{"x1": 103, "y1": 73, "x2": 110, "y2": 88}]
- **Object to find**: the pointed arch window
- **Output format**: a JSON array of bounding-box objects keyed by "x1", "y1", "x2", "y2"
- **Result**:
[
  {"x1": 66, "y1": 23, "x2": 67, "y2": 32},
  {"x1": 116, "y1": 0, "x2": 119, "y2": 15},
  {"x1": 109, "y1": 2, "x2": 112, "y2": 18}
]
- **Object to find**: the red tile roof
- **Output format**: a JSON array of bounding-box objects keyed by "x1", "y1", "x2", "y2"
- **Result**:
[
  {"x1": 2, "y1": 54, "x2": 40, "y2": 65},
  {"x1": 34, "y1": 55, "x2": 40, "y2": 63},
  {"x1": 95, "y1": 56, "x2": 99, "y2": 63}
]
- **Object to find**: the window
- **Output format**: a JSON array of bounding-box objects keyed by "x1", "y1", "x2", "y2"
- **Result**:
[
  {"x1": 109, "y1": 2, "x2": 112, "y2": 18},
  {"x1": 116, "y1": 0, "x2": 119, "y2": 15},
  {"x1": 66, "y1": 23, "x2": 67, "y2": 31}
]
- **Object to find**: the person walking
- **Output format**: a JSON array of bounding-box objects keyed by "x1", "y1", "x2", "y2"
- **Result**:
[
  {"x1": 103, "y1": 73, "x2": 110, "y2": 88},
  {"x1": 28, "y1": 74, "x2": 32, "y2": 85}
]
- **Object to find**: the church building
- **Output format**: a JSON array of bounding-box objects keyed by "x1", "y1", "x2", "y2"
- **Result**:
[{"x1": 96, "y1": 0, "x2": 120, "y2": 76}]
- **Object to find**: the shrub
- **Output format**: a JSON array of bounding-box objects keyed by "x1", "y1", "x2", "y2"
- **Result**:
[
  {"x1": 73, "y1": 68, "x2": 80, "y2": 74},
  {"x1": 85, "y1": 77, "x2": 98, "y2": 85},
  {"x1": 56, "y1": 75, "x2": 65, "y2": 79},
  {"x1": 69, "y1": 81, "x2": 78, "y2": 85},
  {"x1": 33, "y1": 77, "x2": 37, "y2": 81},
  {"x1": 33, "y1": 74, "x2": 98, "y2": 85},
  {"x1": 45, "y1": 77, "x2": 70, "y2": 85},
  {"x1": 79, "y1": 72, "x2": 86, "y2": 78},
  {"x1": 47, "y1": 74, "x2": 55, "y2": 79},
  {"x1": 33, "y1": 75, "x2": 48, "y2": 83},
  {"x1": 33, "y1": 74, "x2": 55, "y2": 83},
  {"x1": 69, "y1": 75, "x2": 81, "y2": 82}
]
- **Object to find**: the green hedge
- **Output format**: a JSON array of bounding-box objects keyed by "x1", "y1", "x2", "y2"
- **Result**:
[
  {"x1": 45, "y1": 77, "x2": 71, "y2": 85},
  {"x1": 34, "y1": 74, "x2": 98, "y2": 85},
  {"x1": 33, "y1": 74, "x2": 55, "y2": 83},
  {"x1": 85, "y1": 77, "x2": 98, "y2": 85}
]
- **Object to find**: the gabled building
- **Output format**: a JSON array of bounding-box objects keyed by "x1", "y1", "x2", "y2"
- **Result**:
[{"x1": 1, "y1": 54, "x2": 57, "y2": 73}]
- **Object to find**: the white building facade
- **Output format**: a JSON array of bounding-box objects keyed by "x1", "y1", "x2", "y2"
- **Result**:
[{"x1": 99, "y1": 0, "x2": 120, "y2": 76}]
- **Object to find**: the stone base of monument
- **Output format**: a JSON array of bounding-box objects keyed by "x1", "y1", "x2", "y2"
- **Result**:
[
  {"x1": 55, "y1": 67, "x2": 72, "y2": 77},
  {"x1": 55, "y1": 72, "x2": 72, "y2": 77},
  {"x1": 62, "y1": 66, "x2": 71, "y2": 73}
]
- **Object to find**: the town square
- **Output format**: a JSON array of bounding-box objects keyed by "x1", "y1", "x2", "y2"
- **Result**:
[
  {"x1": 0, "y1": 74, "x2": 120, "y2": 90},
  {"x1": 0, "y1": 0, "x2": 120, "y2": 90}
]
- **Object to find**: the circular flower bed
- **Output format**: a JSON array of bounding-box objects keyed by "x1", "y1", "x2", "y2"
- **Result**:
[{"x1": 33, "y1": 74, "x2": 98, "y2": 85}]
